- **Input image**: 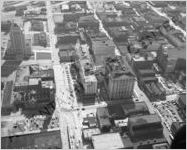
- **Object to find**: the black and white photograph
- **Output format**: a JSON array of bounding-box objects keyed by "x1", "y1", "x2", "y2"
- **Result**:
[{"x1": 1, "y1": 0, "x2": 186, "y2": 149}]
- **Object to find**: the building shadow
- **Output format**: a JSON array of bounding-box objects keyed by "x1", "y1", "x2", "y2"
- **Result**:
[{"x1": 1, "y1": 60, "x2": 22, "y2": 77}]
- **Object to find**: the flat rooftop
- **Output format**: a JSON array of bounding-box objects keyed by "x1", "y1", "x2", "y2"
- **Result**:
[
  {"x1": 2, "y1": 130, "x2": 62, "y2": 149},
  {"x1": 128, "y1": 114, "x2": 161, "y2": 126},
  {"x1": 92, "y1": 132, "x2": 124, "y2": 149}
]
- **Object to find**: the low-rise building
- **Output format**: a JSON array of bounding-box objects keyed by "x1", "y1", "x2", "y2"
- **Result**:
[
  {"x1": 31, "y1": 20, "x2": 44, "y2": 31},
  {"x1": 58, "y1": 44, "x2": 77, "y2": 63},
  {"x1": 78, "y1": 15, "x2": 99, "y2": 31},
  {"x1": 33, "y1": 32, "x2": 49, "y2": 47},
  {"x1": 127, "y1": 114, "x2": 167, "y2": 148},
  {"x1": 96, "y1": 107, "x2": 111, "y2": 132},
  {"x1": 92, "y1": 132, "x2": 124, "y2": 149},
  {"x1": 83, "y1": 128, "x2": 100, "y2": 141},
  {"x1": 13, "y1": 65, "x2": 55, "y2": 111}
]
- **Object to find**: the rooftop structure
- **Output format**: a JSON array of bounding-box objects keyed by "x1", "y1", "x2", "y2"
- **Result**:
[
  {"x1": 91, "y1": 37, "x2": 115, "y2": 67},
  {"x1": 83, "y1": 116, "x2": 97, "y2": 128},
  {"x1": 105, "y1": 56, "x2": 134, "y2": 79},
  {"x1": 92, "y1": 133, "x2": 124, "y2": 149}
]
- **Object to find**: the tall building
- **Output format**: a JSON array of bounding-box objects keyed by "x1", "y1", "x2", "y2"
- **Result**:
[
  {"x1": 157, "y1": 44, "x2": 186, "y2": 74},
  {"x1": 8, "y1": 23, "x2": 26, "y2": 56},
  {"x1": 76, "y1": 44, "x2": 97, "y2": 95},
  {"x1": 105, "y1": 56, "x2": 135, "y2": 100}
]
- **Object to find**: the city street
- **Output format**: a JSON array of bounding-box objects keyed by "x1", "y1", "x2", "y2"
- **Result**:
[{"x1": 53, "y1": 63, "x2": 82, "y2": 149}]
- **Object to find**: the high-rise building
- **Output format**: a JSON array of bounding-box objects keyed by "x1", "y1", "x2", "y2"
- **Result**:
[
  {"x1": 157, "y1": 44, "x2": 186, "y2": 74},
  {"x1": 76, "y1": 44, "x2": 97, "y2": 95},
  {"x1": 8, "y1": 23, "x2": 26, "y2": 56},
  {"x1": 105, "y1": 56, "x2": 135, "y2": 100}
]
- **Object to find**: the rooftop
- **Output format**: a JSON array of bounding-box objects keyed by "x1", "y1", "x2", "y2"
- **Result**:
[
  {"x1": 128, "y1": 114, "x2": 161, "y2": 126},
  {"x1": 77, "y1": 44, "x2": 97, "y2": 81},
  {"x1": 15, "y1": 65, "x2": 54, "y2": 86},
  {"x1": 83, "y1": 128, "x2": 100, "y2": 140},
  {"x1": 105, "y1": 56, "x2": 134, "y2": 79},
  {"x1": 121, "y1": 102, "x2": 149, "y2": 116},
  {"x1": 121, "y1": 133, "x2": 133, "y2": 148},
  {"x1": 78, "y1": 15, "x2": 99, "y2": 25},
  {"x1": 96, "y1": 107, "x2": 111, "y2": 127},
  {"x1": 161, "y1": 44, "x2": 186, "y2": 60},
  {"x1": 15, "y1": 66, "x2": 30, "y2": 85},
  {"x1": 92, "y1": 133, "x2": 124, "y2": 149}
]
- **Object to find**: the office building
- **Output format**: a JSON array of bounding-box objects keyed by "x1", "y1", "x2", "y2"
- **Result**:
[
  {"x1": 76, "y1": 44, "x2": 97, "y2": 95},
  {"x1": 105, "y1": 56, "x2": 135, "y2": 100},
  {"x1": 8, "y1": 23, "x2": 26, "y2": 57},
  {"x1": 157, "y1": 44, "x2": 186, "y2": 74},
  {"x1": 91, "y1": 37, "x2": 116, "y2": 69}
]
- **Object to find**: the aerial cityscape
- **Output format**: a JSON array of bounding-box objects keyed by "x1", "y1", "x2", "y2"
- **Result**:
[{"x1": 1, "y1": 0, "x2": 186, "y2": 149}]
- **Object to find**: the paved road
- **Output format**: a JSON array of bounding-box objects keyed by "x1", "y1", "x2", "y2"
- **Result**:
[{"x1": 53, "y1": 64, "x2": 82, "y2": 149}]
